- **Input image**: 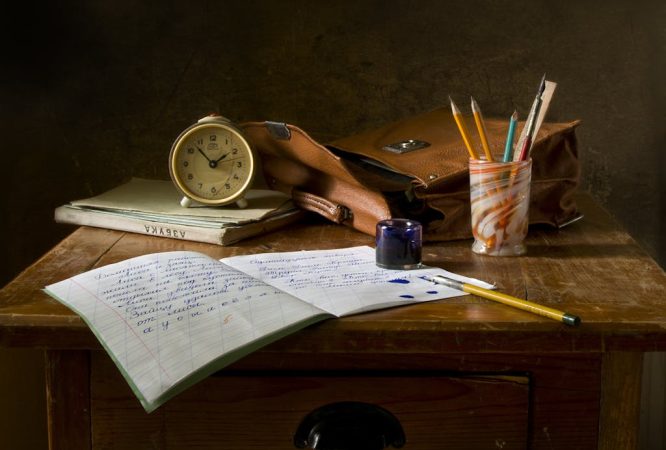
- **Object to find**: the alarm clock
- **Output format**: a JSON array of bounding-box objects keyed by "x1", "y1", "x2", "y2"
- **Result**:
[{"x1": 168, "y1": 115, "x2": 255, "y2": 208}]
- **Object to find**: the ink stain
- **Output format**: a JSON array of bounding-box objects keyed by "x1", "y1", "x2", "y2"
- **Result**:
[
  {"x1": 389, "y1": 278, "x2": 410, "y2": 284},
  {"x1": 400, "y1": 294, "x2": 415, "y2": 299},
  {"x1": 427, "y1": 290, "x2": 438, "y2": 294}
]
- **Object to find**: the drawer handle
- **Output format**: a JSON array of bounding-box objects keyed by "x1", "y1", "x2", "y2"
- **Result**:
[{"x1": 293, "y1": 401, "x2": 406, "y2": 449}]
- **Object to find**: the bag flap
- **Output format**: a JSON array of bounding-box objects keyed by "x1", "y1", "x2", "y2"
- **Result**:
[
  {"x1": 241, "y1": 121, "x2": 379, "y2": 189},
  {"x1": 328, "y1": 107, "x2": 581, "y2": 190}
]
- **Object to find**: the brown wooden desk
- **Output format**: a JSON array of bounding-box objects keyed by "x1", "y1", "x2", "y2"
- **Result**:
[{"x1": 1, "y1": 194, "x2": 665, "y2": 449}]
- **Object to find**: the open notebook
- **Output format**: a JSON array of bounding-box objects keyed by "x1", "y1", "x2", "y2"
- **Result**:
[{"x1": 44, "y1": 246, "x2": 492, "y2": 412}]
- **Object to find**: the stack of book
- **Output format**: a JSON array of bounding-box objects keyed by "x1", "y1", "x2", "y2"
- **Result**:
[{"x1": 54, "y1": 178, "x2": 305, "y2": 245}]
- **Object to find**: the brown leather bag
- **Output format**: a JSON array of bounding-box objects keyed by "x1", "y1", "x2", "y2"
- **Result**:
[{"x1": 241, "y1": 107, "x2": 582, "y2": 240}]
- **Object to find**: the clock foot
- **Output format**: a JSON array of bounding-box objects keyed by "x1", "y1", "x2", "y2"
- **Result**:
[
  {"x1": 235, "y1": 198, "x2": 248, "y2": 209},
  {"x1": 180, "y1": 197, "x2": 192, "y2": 208}
]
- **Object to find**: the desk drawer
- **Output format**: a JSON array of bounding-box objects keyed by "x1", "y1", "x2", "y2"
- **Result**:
[{"x1": 91, "y1": 354, "x2": 529, "y2": 449}]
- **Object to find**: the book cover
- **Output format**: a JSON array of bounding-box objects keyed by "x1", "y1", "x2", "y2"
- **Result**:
[{"x1": 55, "y1": 205, "x2": 305, "y2": 245}]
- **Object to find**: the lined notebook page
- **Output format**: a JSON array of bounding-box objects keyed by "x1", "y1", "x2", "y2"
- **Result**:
[
  {"x1": 222, "y1": 246, "x2": 492, "y2": 317},
  {"x1": 44, "y1": 251, "x2": 324, "y2": 411},
  {"x1": 45, "y1": 246, "x2": 493, "y2": 412}
]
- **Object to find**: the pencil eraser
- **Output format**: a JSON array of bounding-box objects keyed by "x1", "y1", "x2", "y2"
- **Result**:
[{"x1": 375, "y1": 219, "x2": 422, "y2": 270}]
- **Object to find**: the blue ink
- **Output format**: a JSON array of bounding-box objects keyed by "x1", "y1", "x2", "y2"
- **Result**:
[
  {"x1": 389, "y1": 278, "x2": 410, "y2": 284},
  {"x1": 427, "y1": 290, "x2": 438, "y2": 294},
  {"x1": 399, "y1": 294, "x2": 414, "y2": 299}
]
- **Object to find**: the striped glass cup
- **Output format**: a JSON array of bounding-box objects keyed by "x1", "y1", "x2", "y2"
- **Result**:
[{"x1": 469, "y1": 158, "x2": 532, "y2": 256}]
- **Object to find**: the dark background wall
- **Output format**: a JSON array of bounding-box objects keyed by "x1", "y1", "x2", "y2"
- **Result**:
[
  {"x1": 1, "y1": 0, "x2": 664, "y2": 290},
  {"x1": 1, "y1": 0, "x2": 664, "y2": 288},
  {"x1": 0, "y1": 1, "x2": 664, "y2": 448}
]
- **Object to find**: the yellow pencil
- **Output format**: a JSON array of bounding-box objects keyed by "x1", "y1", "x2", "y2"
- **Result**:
[
  {"x1": 428, "y1": 275, "x2": 581, "y2": 326},
  {"x1": 449, "y1": 96, "x2": 479, "y2": 160},
  {"x1": 470, "y1": 96, "x2": 494, "y2": 161}
]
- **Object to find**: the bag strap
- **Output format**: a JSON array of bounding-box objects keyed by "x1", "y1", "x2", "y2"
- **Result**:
[{"x1": 292, "y1": 189, "x2": 351, "y2": 224}]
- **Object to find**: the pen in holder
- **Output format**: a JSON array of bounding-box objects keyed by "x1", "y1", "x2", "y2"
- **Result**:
[{"x1": 375, "y1": 219, "x2": 422, "y2": 270}]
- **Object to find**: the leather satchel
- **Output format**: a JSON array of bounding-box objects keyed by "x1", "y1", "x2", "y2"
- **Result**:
[{"x1": 241, "y1": 107, "x2": 581, "y2": 240}]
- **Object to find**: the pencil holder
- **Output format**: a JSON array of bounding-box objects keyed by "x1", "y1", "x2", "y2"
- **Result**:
[
  {"x1": 469, "y1": 159, "x2": 532, "y2": 256},
  {"x1": 375, "y1": 219, "x2": 422, "y2": 269}
]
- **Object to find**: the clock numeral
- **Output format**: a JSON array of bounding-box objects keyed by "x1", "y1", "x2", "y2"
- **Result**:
[
  {"x1": 183, "y1": 161, "x2": 189, "y2": 167},
  {"x1": 224, "y1": 183, "x2": 231, "y2": 190},
  {"x1": 187, "y1": 173, "x2": 193, "y2": 180},
  {"x1": 236, "y1": 161, "x2": 242, "y2": 168},
  {"x1": 187, "y1": 148, "x2": 194, "y2": 154},
  {"x1": 196, "y1": 138, "x2": 204, "y2": 145},
  {"x1": 211, "y1": 187, "x2": 217, "y2": 193},
  {"x1": 232, "y1": 148, "x2": 238, "y2": 155},
  {"x1": 210, "y1": 135, "x2": 217, "y2": 141},
  {"x1": 198, "y1": 183, "x2": 203, "y2": 189},
  {"x1": 233, "y1": 174, "x2": 239, "y2": 180}
]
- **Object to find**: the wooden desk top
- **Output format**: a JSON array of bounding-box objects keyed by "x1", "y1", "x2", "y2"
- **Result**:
[{"x1": 1, "y1": 194, "x2": 665, "y2": 354}]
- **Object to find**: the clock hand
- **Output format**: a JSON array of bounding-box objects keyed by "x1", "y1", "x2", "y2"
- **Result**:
[
  {"x1": 197, "y1": 147, "x2": 212, "y2": 163},
  {"x1": 214, "y1": 153, "x2": 229, "y2": 163}
]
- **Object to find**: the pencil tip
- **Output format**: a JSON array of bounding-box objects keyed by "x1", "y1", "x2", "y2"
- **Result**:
[{"x1": 449, "y1": 96, "x2": 459, "y2": 113}]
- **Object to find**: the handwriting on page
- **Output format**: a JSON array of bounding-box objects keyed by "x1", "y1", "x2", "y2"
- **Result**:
[
  {"x1": 93, "y1": 253, "x2": 262, "y2": 333},
  {"x1": 222, "y1": 246, "x2": 458, "y2": 317},
  {"x1": 243, "y1": 252, "x2": 390, "y2": 289},
  {"x1": 46, "y1": 251, "x2": 317, "y2": 405}
]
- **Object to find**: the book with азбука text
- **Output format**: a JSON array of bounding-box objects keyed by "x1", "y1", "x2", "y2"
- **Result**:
[{"x1": 54, "y1": 178, "x2": 305, "y2": 245}]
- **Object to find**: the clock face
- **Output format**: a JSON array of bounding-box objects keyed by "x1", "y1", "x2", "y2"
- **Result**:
[{"x1": 170, "y1": 121, "x2": 254, "y2": 205}]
